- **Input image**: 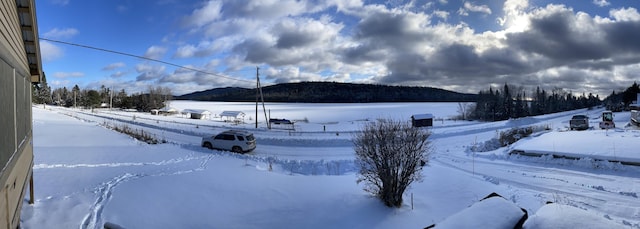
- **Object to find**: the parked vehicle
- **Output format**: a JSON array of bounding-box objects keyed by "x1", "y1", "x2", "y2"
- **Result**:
[
  {"x1": 201, "y1": 130, "x2": 256, "y2": 153},
  {"x1": 599, "y1": 111, "x2": 615, "y2": 129},
  {"x1": 569, "y1": 115, "x2": 589, "y2": 130}
]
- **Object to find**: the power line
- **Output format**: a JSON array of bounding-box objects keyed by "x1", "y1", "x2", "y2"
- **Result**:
[{"x1": 39, "y1": 37, "x2": 255, "y2": 83}]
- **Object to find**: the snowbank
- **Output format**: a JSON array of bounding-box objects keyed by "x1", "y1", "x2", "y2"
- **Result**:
[
  {"x1": 524, "y1": 203, "x2": 623, "y2": 229},
  {"x1": 511, "y1": 129, "x2": 640, "y2": 165}
]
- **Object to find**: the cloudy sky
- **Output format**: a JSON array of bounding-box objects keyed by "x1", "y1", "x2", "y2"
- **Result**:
[{"x1": 38, "y1": 0, "x2": 640, "y2": 97}]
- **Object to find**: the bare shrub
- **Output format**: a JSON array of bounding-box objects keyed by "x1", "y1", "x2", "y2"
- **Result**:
[
  {"x1": 353, "y1": 119, "x2": 431, "y2": 208},
  {"x1": 499, "y1": 126, "x2": 533, "y2": 146}
]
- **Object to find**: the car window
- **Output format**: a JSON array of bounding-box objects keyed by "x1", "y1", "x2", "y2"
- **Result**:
[
  {"x1": 223, "y1": 134, "x2": 235, "y2": 141},
  {"x1": 214, "y1": 134, "x2": 225, "y2": 140},
  {"x1": 246, "y1": 134, "x2": 255, "y2": 141},
  {"x1": 237, "y1": 136, "x2": 244, "y2": 141}
]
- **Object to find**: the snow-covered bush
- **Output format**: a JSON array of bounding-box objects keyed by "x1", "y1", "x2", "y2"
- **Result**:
[
  {"x1": 353, "y1": 119, "x2": 431, "y2": 207},
  {"x1": 499, "y1": 126, "x2": 534, "y2": 146}
]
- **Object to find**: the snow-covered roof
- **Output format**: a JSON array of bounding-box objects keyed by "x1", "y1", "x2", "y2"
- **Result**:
[
  {"x1": 220, "y1": 111, "x2": 245, "y2": 118},
  {"x1": 182, "y1": 109, "x2": 211, "y2": 115},
  {"x1": 412, "y1": 113, "x2": 434, "y2": 120},
  {"x1": 432, "y1": 194, "x2": 526, "y2": 229},
  {"x1": 158, "y1": 107, "x2": 178, "y2": 112}
]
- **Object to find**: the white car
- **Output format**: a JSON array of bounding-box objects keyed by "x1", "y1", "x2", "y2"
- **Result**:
[{"x1": 201, "y1": 130, "x2": 256, "y2": 153}]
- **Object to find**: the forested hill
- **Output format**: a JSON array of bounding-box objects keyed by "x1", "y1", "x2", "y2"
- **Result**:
[{"x1": 176, "y1": 82, "x2": 477, "y2": 103}]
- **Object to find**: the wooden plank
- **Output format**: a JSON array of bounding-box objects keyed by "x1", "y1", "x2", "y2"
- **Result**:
[{"x1": 0, "y1": 0, "x2": 29, "y2": 70}]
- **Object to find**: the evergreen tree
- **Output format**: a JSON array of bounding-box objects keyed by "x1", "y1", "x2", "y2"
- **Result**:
[
  {"x1": 72, "y1": 85, "x2": 80, "y2": 108},
  {"x1": 623, "y1": 82, "x2": 640, "y2": 106},
  {"x1": 32, "y1": 73, "x2": 52, "y2": 104}
]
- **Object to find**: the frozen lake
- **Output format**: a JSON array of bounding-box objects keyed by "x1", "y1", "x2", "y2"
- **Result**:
[{"x1": 168, "y1": 100, "x2": 465, "y2": 124}]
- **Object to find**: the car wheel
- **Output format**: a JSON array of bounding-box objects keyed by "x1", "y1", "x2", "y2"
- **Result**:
[
  {"x1": 203, "y1": 142, "x2": 213, "y2": 149},
  {"x1": 232, "y1": 146, "x2": 243, "y2": 153}
]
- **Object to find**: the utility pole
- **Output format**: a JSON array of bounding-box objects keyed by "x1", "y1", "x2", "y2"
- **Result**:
[
  {"x1": 255, "y1": 67, "x2": 259, "y2": 128},
  {"x1": 254, "y1": 66, "x2": 270, "y2": 129},
  {"x1": 109, "y1": 88, "x2": 113, "y2": 110},
  {"x1": 258, "y1": 73, "x2": 269, "y2": 129}
]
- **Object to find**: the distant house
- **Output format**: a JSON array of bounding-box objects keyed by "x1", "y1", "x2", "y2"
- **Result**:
[
  {"x1": 220, "y1": 111, "x2": 245, "y2": 123},
  {"x1": 182, "y1": 109, "x2": 212, "y2": 119},
  {"x1": 411, "y1": 114, "x2": 434, "y2": 127}
]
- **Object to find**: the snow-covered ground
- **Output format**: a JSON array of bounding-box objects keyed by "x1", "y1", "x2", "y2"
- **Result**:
[{"x1": 21, "y1": 101, "x2": 640, "y2": 228}]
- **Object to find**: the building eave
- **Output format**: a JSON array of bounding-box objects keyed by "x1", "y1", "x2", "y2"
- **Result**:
[{"x1": 16, "y1": 0, "x2": 43, "y2": 84}]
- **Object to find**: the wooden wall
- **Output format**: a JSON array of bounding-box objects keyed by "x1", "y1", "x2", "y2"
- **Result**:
[{"x1": 0, "y1": 0, "x2": 37, "y2": 228}]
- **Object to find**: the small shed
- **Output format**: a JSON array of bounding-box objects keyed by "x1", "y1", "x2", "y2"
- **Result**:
[
  {"x1": 411, "y1": 113, "x2": 434, "y2": 127},
  {"x1": 182, "y1": 109, "x2": 212, "y2": 119},
  {"x1": 157, "y1": 107, "x2": 179, "y2": 115},
  {"x1": 269, "y1": 118, "x2": 295, "y2": 130},
  {"x1": 220, "y1": 111, "x2": 245, "y2": 123}
]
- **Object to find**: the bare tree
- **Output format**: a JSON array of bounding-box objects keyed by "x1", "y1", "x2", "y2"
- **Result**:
[
  {"x1": 353, "y1": 119, "x2": 431, "y2": 207},
  {"x1": 456, "y1": 102, "x2": 475, "y2": 120}
]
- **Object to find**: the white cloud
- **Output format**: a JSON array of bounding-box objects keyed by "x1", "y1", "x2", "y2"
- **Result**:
[
  {"x1": 610, "y1": 7, "x2": 640, "y2": 22},
  {"x1": 110, "y1": 71, "x2": 127, "y2": 78},
  {"x1": 102, "y1": 62, "x2": 126, "y2": 71},
  {"x1": 460, "y1": 2, "x2": 492, "y2": 15},
  {"x1": 49, "y1": 80, "x2": 70, "y2": 87},
  {"x1": 593, "y1": 0, "x2": 610, "y2": 7},
  {"x1": 457, "y1": 8, "x2": 468, "y2": 16},
  {"x1": 174, "y1": 45, "x2": 197, "y2": 58},
  {"x1": 144, "y1": 46, "x2": 167, "y2": 59},
  {"x1": 39, "y1": 40, "x2": 63, "y2": 62},
  {"x1": 53, "y1": 72, "x2": 84, "y2": 79},
  {"x1": 433, "y1": 10, "x2": 450, "y2": 20},
  {"x1": 497, "y1": 0, "x2": 530, "y2": 33},
  {"x1": 42, "y1": 28, "x2": 79, "y2": 39},
  {"x1": 182, "y1": 0, "x2": 222, "y2": 27},
  {"x1": 173, "y1": 38, "x2": 234, "y2": 58},
  {"x1": 135, "y1": 63, "x2": 166, "y2": 73},
  {"x1": 135, "y1": 63, "x2": 167, "y2": 81}
]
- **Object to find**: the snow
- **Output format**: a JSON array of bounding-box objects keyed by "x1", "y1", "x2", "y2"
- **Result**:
[
  {"x1": 512, "y1": 129, "x2": 640, "y2": 164},
  {"x1": 21, "y1": 102, "x2": 640, "y2": 228},
  {"x1": 524, "y1": 203, "x2": 624, "y2": 229},
  {"x1": 412, "y1": 113, "x2": 434, "y2": 120},
  {"x1": 431, "y1": 195, "x2": 525, "y2": 229}
]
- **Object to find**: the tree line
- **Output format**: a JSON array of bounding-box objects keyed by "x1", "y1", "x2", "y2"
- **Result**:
[
  {"x1": 177, "y1": 82, "x2": 477, "y2": 103},
  {"x1": 602, "y1": 82, "x2": 640, "y2": 112},
  {"x1": 472, "y1": 84, "x2": 601, "y2": 121},
  {"x1": 32, "y1": 75, "x2": 172, "y2": 112}
]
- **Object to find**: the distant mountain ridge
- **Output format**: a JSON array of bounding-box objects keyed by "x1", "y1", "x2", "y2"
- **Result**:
[{"x1": 176, "y1": 82, "x2": 477, "y2": 103}]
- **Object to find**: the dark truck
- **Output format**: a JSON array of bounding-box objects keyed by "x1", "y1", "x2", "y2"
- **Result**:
[{"x1": 570, "y1": 115, "x2": 589, "y2": 130}]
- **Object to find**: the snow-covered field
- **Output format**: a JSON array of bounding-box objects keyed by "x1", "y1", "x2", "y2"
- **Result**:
[{"x1": 21, "y1": 101, "x2": 640, "y2": 228}]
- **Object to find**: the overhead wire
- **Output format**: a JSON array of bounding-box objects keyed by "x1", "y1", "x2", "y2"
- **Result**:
[{"x1": 39, "y1": 37, "x2": 256, "y2": 83}]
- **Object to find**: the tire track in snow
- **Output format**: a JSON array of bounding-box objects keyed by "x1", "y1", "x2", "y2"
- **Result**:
[{"x1": 79, "y1": 154, "x2": 214, "y2": 229}]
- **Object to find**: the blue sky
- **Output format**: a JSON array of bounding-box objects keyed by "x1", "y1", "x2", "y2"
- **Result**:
[{"x1": 37, "y1": 0, "x2": 640, "y2": 96}]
